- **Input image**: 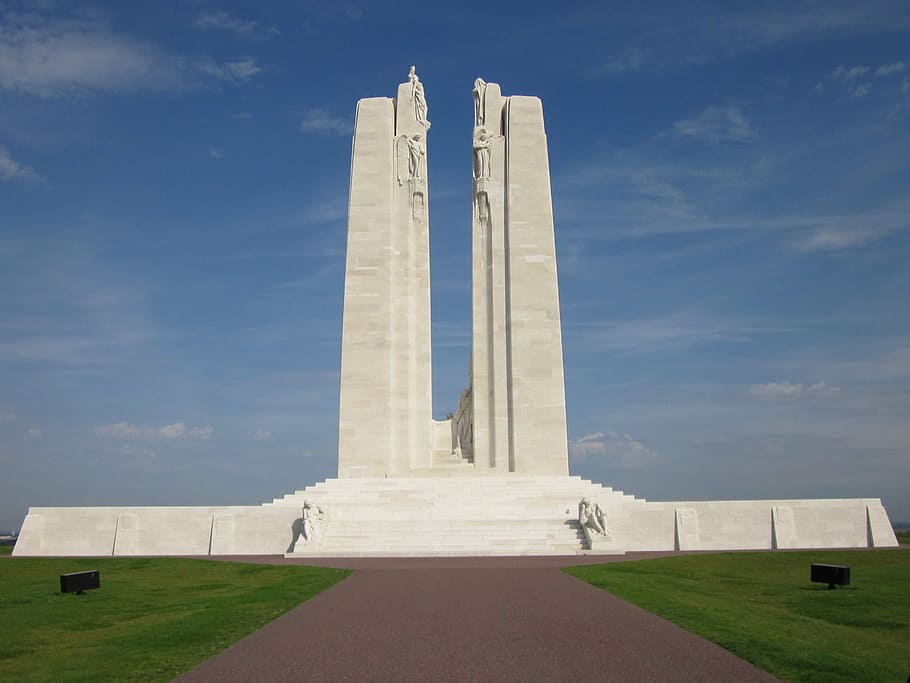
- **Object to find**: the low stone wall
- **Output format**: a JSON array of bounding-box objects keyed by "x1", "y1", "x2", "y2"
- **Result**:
[{"x1": 12, "y1": 478, "x2": 899, "y2": 557}]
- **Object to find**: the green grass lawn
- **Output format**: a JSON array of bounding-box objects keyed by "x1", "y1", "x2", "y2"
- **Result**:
[
  {"x1": 0, "y1": 556, "x2": 350, "y2": 682},
  {"x1": 0, "y1": 545, "x2": 12, "y2": 556},
  {"x1": 566, "y1": 548, "x2": 910, "y2": 683},
  {"x1": 896, "y1": 530, "x2": 910, "y2": 545}
]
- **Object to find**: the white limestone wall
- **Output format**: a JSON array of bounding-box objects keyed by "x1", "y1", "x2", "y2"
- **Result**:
[
  {"x1": 209, "y1": 507, "x2": 301, "y2": 555},
  {"x1": 15, "y1": 508, "x2": 120, "y2": 556},
  {"x1": 471, "y1": 82, "x2": 510, "y2": 473},
  {"x1": 468, "y1": 86, "x2": 569, "y2": 477},
  {"x1": 337, "y1": 81, "x2": 433, "y2": 479},
  {"x1": 503, "y1": 96, "x2": 569, "y2": 476},
  {"x1": 112, "y1": 508, "x2": 214, "y2": 556},
  {"x1": 13, "y1": 485, "x2": 898, "y2": 557},
  {"x1": 392, "y1": 82, "x2": 433, "y2": 473},
  {"x1": 431, "y1": 418, "x2": 453, "y2": 453},
  {"x1": 626, "y1": 499, "x2": 895, "y2": 551},
  {"x1": 338, "y1": 97, "x2": 396, "y2": 478},
  {"x1": 14, "y1": 505, "x2": 301, "y2": 557}
]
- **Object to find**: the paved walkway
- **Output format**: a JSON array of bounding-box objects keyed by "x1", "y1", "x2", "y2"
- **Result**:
[{"x1": 174, "y1": 554, "x2": 779, "y2": 682}]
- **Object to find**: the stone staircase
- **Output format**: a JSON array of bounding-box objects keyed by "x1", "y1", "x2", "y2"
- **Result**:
[{"x1": 268, "y1": 476, "x2": 643, "y2": 557}]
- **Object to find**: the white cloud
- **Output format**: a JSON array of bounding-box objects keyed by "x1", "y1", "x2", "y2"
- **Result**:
[
  {"x1": 195, "y1": 58, "x2": 262, "y2": 83},
  {"x1": 797, "y1": 225, "x2": 886, "y2": 251},
  {"x1": 792, "y1": 198, "x2": 910, "y2": 252},
  {"x1": 254, "y1": 430, "x2": 273, "y2": 440},
  {"x1": 671, "y1": 106, "x2": 755, "y2": 143},
  {"x1": 187, "y1": 425, "x2": 214, "y2": 440},
  {"x1": 94, "y1": 421, "x2": 143, "y2": 437},
  {"x1": 748, "y1": 381, "x2": 839, "y2": 400},
  {"x1": 300, "y1": 109, "x2": 350, "y2": 135},
  {"x1": 596, "y1": 48, "x2": 652, "y2": 75},
  {"x1": 121, "y1": 443, "x2": 156, "y2": 459},
  {"x1": 0, "y1": 146, "x2": 40, "y2": 181},
  {"x1": 156, "y1": 422, "x2": 187, "y2": 438},
  {"x1": 94, "y1": 421, "x2": 214, "y2": 440},
  {"x1": 233, "y1": 111, "x2": 252, "y2": 120},
  {"x1": 875, "y1": 61, "x2": 906, "y2": 77},
  {"x1": 582, "y1": 6, "x2": 910, "y2": 77},
  {"x1": 209, "y1": 147, "x2": 224, "y2": 160},
  {"x1": 0, "y1": 9, "x2": 182, "y2": 96},
  {"x1": 569, "y1": 430, "x2": 659, "y2": 468},
  {"x1": 195, "y1": 9, "x2": 278, "y2": 38},
  {"x1": 27, "y1": 427, "x2": 41, "y2": 438},
  {"x1": 826, "y1": 65, "x2": 870, "y2": 81},
  {"x1": 0, "y1": 8, "x2": 265, "y2": 96},
  {"x1": 569, "y1": 309, "x2": 763, "y2": 354},
  {"x1": 819, "y1": 61, "x2": 908, "y2": 99},
  {"x1": 0, "y1": 412, "x2": 16, "y2": 423}
]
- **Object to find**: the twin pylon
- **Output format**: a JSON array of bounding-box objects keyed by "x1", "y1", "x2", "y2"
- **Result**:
[{"x1": 338, "y1": 70, "x2": 568, "y2": 478}]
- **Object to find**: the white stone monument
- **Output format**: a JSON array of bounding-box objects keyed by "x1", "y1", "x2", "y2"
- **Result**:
[
  {"x1": 337, "y1": 67, "x2": 433, "y2": 477},
  {"x1": 465, "y1": 83, "x2": 569, "y2": 476},
  {"x1": 12, "y1": 70, "x2": 899, "y2": 557}
]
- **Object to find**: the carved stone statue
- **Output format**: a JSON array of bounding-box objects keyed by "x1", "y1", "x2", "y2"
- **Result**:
[
  {"x1": 408, "y1": 66, "x2": 430, "y2": 130},
  {"x1": 473, "y1": 77, "x2": 487, "y2": 127},
  {"x1": 407, "y1": 134, "x2": 425, "y2": 179},
  {"x1": 451, "y1": 357, "x2": 474, "y2": 462},
  {"x1": 473, "y1": 126, "x2": 492, "y2": 180},
  {"x1": 578, "y1": 498, "x2": 610, "y2": 537},
  {"x1": 293, "y1": 500, "x2": 326, "y2": 550}
]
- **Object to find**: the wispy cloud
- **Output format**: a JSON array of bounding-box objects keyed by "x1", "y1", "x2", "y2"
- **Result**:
[
  {"x1": 569, "y1": 430, "x2": 659, "y2": 468},
  {"x1": 826, "y1": 65, "x2": 871, "y2": 81},
  {"x1": 582, "y1": 4, "x2": 910, "y2": 76},
  {"x1": 195, "y1": 9, "x2": 279, "y2": 38},
  {"x1": 94, "y1": 421, "x2": 214, "y2": 440},
  {"x1": 0, "y1": 243, "x2": 160, "y2": 365},
  {"x1": 792, "y1": 199, "x2": 910, "y2": 252},
  {"x1": 670, "y1": 106, "x2": 755, "y2": 143},
  {"x1": 596, "y1": 48, "x2": 652, "y2": 75},
  {"x1": 0, "y1": 8, "x2": 182, "y2": 96},
  {"x1": 209, "y1": 147, "x2": 224, "y2": 160},
  {"x1": 27, "y1": 427, "x2": 41, "y2": 438},
  {"x1": 195, "y1": 58, "x2": 262, "y2": 83},
  {"x1": 816, "y1": 61, "x2": 908, "y2": 94},
  {"x1": 0, "y1": 412, "x2": 16, "y2": 423},
  {"x1": 748, "y1": 381, "x2": 839, "y2": 401},
  {"x1": 300, "y1": 109, "x2": 350, "y2": 135},
  {"x1": 0, "y1": 7, "x2": 264, "y2": 96},
  {"x1": 0, "y1": 146, "x2": 39, "y2": 181},
  {"x1": 253, "y1": 430, "x2": 273, "y2": 440},
  {"x1": 568, "y1": 309, "x2": 768, "y2": 354},
  {"x1": 876, "y1": 61, "x2": 906, "y2": 76}
]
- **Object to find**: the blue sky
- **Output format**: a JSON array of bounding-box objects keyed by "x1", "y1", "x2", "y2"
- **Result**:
[{"x1": 1, "y1": 1, "x2": 908, "y2": 532}]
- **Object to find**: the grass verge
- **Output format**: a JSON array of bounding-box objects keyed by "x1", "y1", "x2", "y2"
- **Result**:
[
  {"x1": 0, "y1": 544, "x2": 12, "y2": 556},
  {"x1": 566, "y1": 549, "x2": 909, "y2": 683},
  {"x1": 896, "y1": 530, "x2": 909, "y2": 545},
  {"x1": 0, "y1": 556, "x2": 350, "y2": 682}
]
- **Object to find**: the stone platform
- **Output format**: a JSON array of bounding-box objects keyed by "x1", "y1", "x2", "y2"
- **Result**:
[{"x1": 13, "y1": 476, "x2": 898, "y2": 557}]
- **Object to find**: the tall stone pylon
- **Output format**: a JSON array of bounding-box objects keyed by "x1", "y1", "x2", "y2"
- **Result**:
[
  {"x1": 337, "y1": 67, "x2": 433, "y2": 477},
  {"x1": 466, "y1": 79, "x2": 569, "y2": 475}
]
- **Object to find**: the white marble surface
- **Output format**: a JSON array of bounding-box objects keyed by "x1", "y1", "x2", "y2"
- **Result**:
[
  {"x1": 13, "y1": 476, "x2": 898, "y2": 556},
  {"x1": 470, "y1": 83, "x2": 569, "y2": 476},
  {"x1": 338, "y1": 69, "x2": 433, "y2": 478}
]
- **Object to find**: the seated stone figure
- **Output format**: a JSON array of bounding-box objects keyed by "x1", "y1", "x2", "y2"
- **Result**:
[{"x1": 578, "y1": 498, "x2": 611, "y2": 538}]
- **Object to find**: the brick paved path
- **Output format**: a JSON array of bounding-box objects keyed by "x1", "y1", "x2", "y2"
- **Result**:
[{"x1": 174, "y1": 555, "x2": 779, "y2": 682}]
